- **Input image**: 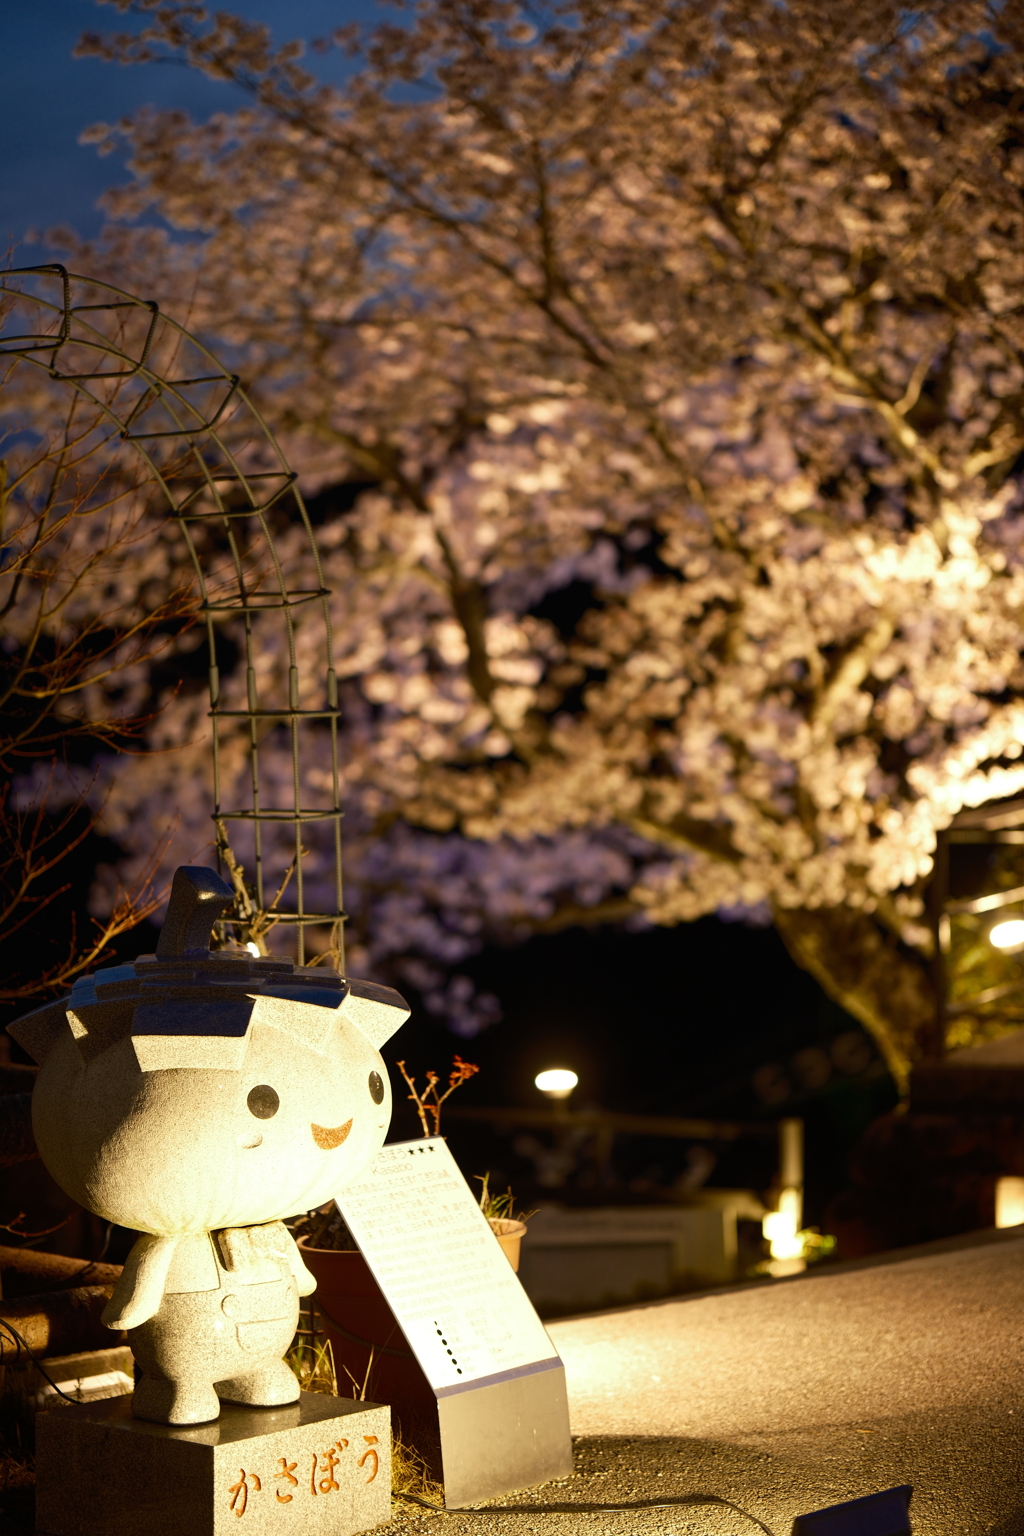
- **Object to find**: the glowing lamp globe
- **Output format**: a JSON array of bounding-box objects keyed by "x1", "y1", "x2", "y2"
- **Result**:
[{"x1": 535, "y1": 1068, "x2": 578, "y2": 1102}]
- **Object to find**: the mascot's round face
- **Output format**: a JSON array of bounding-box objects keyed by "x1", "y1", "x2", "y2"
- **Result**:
[
  {"x1": 32, "y1": 1010, "x2": 391, "y2": 1234},
  {"x1": 15, "y1": 952, "x2": 408, "y2": 1236}
]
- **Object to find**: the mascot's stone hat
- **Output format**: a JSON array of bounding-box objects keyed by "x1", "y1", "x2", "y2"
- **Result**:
[{"x1": 10, "y1": 865, "x2": 406, "y2": 1073}]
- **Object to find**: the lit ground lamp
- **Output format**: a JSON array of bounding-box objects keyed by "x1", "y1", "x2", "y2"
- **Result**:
[
  {"x1": 534, "y1": 1068, "x2": 579, "y2": 1102},
  {"x1": 762, "y1": 1118, "x2": 806, "y2": 1276},
  {"x1": 763, "y1": 1187, "x2": 805, "y2": 1267},
  {"x1": 996, "y1": 1176, "x2": 1024, "y2": 1228}
]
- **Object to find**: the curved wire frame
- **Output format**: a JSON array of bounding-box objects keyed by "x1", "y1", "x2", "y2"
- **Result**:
[{"x1": 0, "y1": 264, "x2": 345, "y2": 966}]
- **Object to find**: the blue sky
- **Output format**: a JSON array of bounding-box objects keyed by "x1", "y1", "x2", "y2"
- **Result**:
[{"x1": 2, "y1": 1, "x2": 382, "y2": 254}]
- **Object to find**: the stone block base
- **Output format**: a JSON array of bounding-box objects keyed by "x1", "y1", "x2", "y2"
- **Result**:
[{"x1": 35, "y1": 1390, "x2": 390, "y2": 1536}]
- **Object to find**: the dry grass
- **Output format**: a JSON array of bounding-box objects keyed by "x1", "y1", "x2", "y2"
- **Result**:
[
  {"x1": 0, "y1": 1452, "x2": 33, "y2": 1494},
  {"x1": 390, "y1": 1432, "x2": 445, "y2": 1514},
  {"x1": 0, "y1": 1455, "x2": 34, "y2": 1536},
  {"x1": 0, "y1": 1365, "x2": 37, "y2": 1536},
  {"x1": 285, "y1": 1334, "x2": 339, "y2": 1396},
  {"x1": 286, "y1": 1336, "x2": 444, "y2": 1512}
]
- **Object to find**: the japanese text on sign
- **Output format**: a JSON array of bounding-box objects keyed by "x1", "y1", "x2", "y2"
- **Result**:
[{"x1": 336, "y1": 1138, "x2": 557, "y2": 1391}]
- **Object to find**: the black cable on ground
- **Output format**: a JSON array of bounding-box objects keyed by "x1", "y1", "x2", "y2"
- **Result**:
[
  {"x1": 395, "y1": 1489, "x2": 775, "y2": 1534},
  {"x1": 0, "y1": 1319, "x2": 90, "y2": 1406}
]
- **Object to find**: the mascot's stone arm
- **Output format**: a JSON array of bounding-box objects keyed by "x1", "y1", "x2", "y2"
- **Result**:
[
  {"x1": 8, "y1": 866, "x2": 408, "y2": 1426},
  {"x1": 102, "y1": 1225, "x2": 318, "y2": 1332},
  {"x1": 103, "y1": 1233, "x2": 181, "y2": 1331}
]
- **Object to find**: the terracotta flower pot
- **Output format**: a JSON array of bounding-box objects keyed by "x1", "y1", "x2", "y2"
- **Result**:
[
  {"x1": 488, "y1": 1217, "x2": 527, "y2": 1272},
  {"x1": 297, "y1": 1239, "x2": 435, "y2": 1424},
  {"x1": 298, "y1": 1216, "x2": 529, "y2": 1421}
]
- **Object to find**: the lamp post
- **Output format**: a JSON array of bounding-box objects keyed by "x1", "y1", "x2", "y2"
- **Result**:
[
  {"x1": 535, "y1": 1068, "x2": 578, "y2": 1133},
  {"x1": 762, "y1": 1117, "x2": 806, "y2": 1275}
]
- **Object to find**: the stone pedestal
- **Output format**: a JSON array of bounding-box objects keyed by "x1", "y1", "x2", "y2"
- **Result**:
[{"x1": 35, "y1": 1391, "x2": 390, "y2": 1536}]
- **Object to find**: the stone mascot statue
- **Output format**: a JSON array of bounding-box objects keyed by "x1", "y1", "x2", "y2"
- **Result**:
[{"x1": 8, "y1": 866, "x2": 408, "y2": 1427}]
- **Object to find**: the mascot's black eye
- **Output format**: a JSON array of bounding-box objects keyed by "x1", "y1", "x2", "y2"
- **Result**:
[
  {"x1": 247, "y1": 1084, "x2": 280, "y2": 1119},
  {"x1": 368, "y1": 1071, "x2": 385, "y2": 1105}
]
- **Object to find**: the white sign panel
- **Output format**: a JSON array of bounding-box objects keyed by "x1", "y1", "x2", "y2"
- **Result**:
[{"x1": 335, "y1": 1138, "x2": 558, "y2": 1392}]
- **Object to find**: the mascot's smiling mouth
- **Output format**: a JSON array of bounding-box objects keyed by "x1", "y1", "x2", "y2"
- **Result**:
[{"x1": 311, "y1": 1119, "x2": 352, "y2": 1150}]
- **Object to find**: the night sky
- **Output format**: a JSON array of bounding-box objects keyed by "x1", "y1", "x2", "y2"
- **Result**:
[{"x1": 2, "y1": 0, "x2": 380, "y2": 249}]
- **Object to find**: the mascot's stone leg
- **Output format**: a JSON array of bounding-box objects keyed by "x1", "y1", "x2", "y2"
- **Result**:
[
  {"x1": 218, "y1": 1357, "x2": 302, "y2": 1407},
  {"x1": 216, "y1": 1302, "x2": 303, "y2": 1407},
  {"x1": 128, "y1": 1290, "x2": 234, "y2": 1426},
  {"x1": 131, "y1": 1369, "x2": 222, "y2": 1426}
]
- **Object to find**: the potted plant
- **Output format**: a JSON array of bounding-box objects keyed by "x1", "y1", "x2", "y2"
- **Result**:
[
  {"x1": 293, "y1": 1055, "x2": 532, "y2": 1418},
  {"x1": 474, "y1": 1172, "x2": 534, "y2": 1273},
  {"x1": 293, "y1": 1202, "x2": 435, "y2": 1420},
  {"x1": 394, "y1": 1057, "x2": 534, "y2": 1266}
]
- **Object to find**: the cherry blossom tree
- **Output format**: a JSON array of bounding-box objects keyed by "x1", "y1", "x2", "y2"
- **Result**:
[{"x1": 42, "y1": 0, "x2": 1024, "y2": 1082}]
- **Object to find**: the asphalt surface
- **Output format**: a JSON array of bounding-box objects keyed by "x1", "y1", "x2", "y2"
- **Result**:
[{"x1": 382, "y1": 1229, "x2": 1024, "y2": 1536}]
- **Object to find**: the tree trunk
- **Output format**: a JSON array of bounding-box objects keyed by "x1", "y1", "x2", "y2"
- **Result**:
[
  {"x1": 0, "y1": 1245, "x2": 122, "y2": 1294},
  {"x1": 773, "y1": 906, "x2": 935, "y2": 1093},
  {"x1": 0, "y1": 1286, "x2": 121, "y2": 1362}
]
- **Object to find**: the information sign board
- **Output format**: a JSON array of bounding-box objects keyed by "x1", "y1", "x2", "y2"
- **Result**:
[{"x1": 337, "y1": 1138, "x2": 558, "y2": 1392}]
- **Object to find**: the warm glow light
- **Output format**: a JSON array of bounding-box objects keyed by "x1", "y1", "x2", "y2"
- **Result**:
[
  {"x1": 763, "y1": 1186, "x2": 804, "y2": 1261},
  {"x1": 535, "y1": 1068, "x2": 578, "y2": 1100},
  {"x1": 246, "y1": 941, "x2": 261, "y2": 957},
  {"x1": 990, "y1": 919, "x2": 1024, "y2": 951},
  {"x1": 996, "y1": 1176, "x2": 1024, "y2": 1228}
]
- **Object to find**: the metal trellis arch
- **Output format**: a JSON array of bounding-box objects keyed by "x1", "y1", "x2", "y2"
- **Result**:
[{"x1": 0, "y1": 264, "x2": 344, "y2": 966}]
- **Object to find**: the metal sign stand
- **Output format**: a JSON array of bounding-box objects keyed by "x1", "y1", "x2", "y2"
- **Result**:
[{"x1": 336, "y1": 1139, "x2": 573, "y2": 1507}]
